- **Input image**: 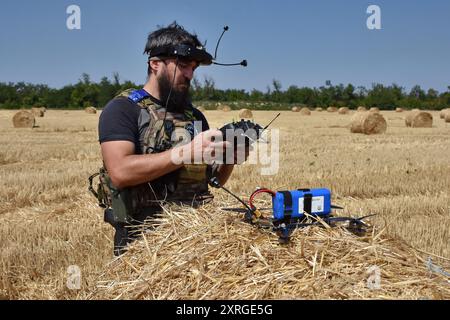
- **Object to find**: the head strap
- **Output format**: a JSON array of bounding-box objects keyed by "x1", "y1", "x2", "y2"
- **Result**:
[{"x1": 148, "y1": 44, "x2": 213, "y2": 65}]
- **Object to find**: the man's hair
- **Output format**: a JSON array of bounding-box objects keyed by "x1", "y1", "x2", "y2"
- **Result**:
[{"x1": 144, "y1": 22, "x2": 203, "y2": 76}]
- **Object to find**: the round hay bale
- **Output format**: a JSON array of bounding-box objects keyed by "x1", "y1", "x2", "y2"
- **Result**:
[
  {"x1": 440, "y1": 108, "x2": 449, "y2": 119},
  {"x1": 357, "y1": 106, "x2": 367, "y2": 112},
  {"x1": 327, "y1": 106, "x2": 337, "y2": 113},
  {"x1": 405, "y1": 111, "x2": 432, "y2": 128},
  {"x1": 315, "y1": 107, "x2": 323, "y2": 112},
  {"x1": 299, "y1": 107, "x2": 311, "y2": 115},
  {"x1": 338, "y1": 107, "x2": 349, "y2": 114},
  {"x1": 445, "y1": 111, "x2": 450, "y2": 123},
  {"x1": 216, "y1": 105, "x2": 224, "y2": 111},
  {"x1": 196, "y1": 106, "x2": 206, "y2": 112},
  {"x1": 369, "y1": 107, "x2": 380, "y2": 113},
  {"x1": 350, "y1": 112, "x2": 387, "y2": 135},
  {"x1": 31, "y1": 107, "x2": 44, "y2": 117},
  {"x1": 238, "y1": 108, "x2": 253, "y2": 118},
  {"x1": 395, "y1": 107, "x2": 403, "y2": 112},
  {"x1": 222, "y1": 105, "x2": 231, "y2": 112},
  {"x1": 291, "y1": 106, "x2": 300, "y2": 112},
  {"x1": 12, "y1": 111, "x2": 35, "y2": 128},
  {"x1": 85, "y1": 106, "x2": 97, "y2": 114}
]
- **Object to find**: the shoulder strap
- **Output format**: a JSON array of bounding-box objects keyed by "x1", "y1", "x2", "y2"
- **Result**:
[
  {"x1": 125, "y1": 89, "x2": 162, "y2": 121},
  {"x1": 127, "y1": 89, "x2": 197, "y2": 121},
  {"x1": 127, "y1": 89, "x2": 151, "y2": 104}
]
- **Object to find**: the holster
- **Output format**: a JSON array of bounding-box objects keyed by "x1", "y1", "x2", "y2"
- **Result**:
[{"x1": 104, "y1": 208, "x2": 133, "y2": 256}]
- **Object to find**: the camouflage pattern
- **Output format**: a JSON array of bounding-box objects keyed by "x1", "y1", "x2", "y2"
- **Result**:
[
  {"x1": 97, "y1": 167, "x2": 112, "y2": 208},
  {"x1": 95, "y1": 89, "x2": 212, "y2": 223}
]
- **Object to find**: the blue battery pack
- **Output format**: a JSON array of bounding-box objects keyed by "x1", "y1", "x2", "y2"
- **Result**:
[{"x1": 272, "y1": 188, "x2": 332, "y2": 220}]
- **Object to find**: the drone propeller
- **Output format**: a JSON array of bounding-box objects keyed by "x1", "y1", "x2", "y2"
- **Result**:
[{"x1": 280, "y1": 213, "x2": 376, "y2": 230}]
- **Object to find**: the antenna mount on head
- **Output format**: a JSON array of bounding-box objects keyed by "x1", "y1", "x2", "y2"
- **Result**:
[{"x1": 213, "y1": 25, "x2": 247, "y2": 68}]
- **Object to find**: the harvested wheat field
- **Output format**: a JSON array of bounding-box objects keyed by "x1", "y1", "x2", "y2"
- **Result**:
[{"x1": 0, "y1": 109, "x2": 449, "y2": 300}]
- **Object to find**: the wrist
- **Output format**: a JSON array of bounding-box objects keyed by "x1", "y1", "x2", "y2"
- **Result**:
[{"x1": 170, "y1": 144, "x2": 192, "y2": 166}]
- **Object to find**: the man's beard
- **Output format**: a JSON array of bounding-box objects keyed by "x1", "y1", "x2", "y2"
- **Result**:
[{"x1": 158, "y1": 71, "x2": 191, "y2": 113}]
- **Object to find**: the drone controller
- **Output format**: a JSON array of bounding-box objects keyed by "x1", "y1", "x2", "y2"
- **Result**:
[
  {"x1": 219, "y1": 119, "x2": 264, "y2": 149},
  {"x1": 219, "y1": 113, "x2": 280, "y2": 147},
  {"x1": 217, "y1": 114, "x2": 280, "y2": 164},
  {"x1": 216, "y1": 119, "x2": 262, "y2": 164}
]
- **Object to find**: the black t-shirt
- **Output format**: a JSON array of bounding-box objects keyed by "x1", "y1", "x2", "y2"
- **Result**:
[{"x1": 98, "y1": 94, "x2": 210, "y2": 154}]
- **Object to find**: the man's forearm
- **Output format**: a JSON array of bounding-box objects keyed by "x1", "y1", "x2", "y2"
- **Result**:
[
  {"x1": 105, "y1": 139, "x2": 235, "y2": 189},
  {"x1": 109, "y1": 148, "x2": 185, "y2": 189}
]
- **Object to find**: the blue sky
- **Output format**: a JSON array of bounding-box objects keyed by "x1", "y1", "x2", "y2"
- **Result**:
[{"x1": 0, "y1": 0, "x2": 449, "y2": 92}]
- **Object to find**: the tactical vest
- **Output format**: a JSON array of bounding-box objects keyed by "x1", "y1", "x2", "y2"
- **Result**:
[{"x1": 91, "y1": 89, "x2": 212, "y2": 223}]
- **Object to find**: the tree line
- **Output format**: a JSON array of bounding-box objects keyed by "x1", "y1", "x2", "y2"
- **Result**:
[{"x1": 1, "y1": 73, "x2": 449, "y2": 110}]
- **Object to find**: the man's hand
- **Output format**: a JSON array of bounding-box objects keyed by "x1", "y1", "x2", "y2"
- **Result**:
[
  {"x1": 173, "y1": 129, "x2": 253, "y2": 165},
  {"x1": 172, "y1": 129, "x2": 230, "y2": 165}
]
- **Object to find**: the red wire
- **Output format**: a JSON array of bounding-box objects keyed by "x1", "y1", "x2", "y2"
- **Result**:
[{"x1": 249, "y1": 188, "x2": 276, "y2": 210}]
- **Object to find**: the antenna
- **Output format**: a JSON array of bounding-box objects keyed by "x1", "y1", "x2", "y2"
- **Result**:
[
  {"x1": 213, "y1": 60, "x2": 247, "y2": 67},
  {"x1": 212, "y1": 25, "x2": 247, "y2": 67},
  {"x1": 256, "y1": 113, "x2": 281, "y2": 143},
  {"x1": 214, "y1": 26, "x2": 229, "y2": 60},
  {"x1": 262, "y1": 113, "x2": 281, "y2": 131}
]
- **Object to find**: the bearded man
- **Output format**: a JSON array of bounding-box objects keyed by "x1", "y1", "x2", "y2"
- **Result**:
[{"x1": 97, "y1": 22, "x2": 241, "y2": 256}]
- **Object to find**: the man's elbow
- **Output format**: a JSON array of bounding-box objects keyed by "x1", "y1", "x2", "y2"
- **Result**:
[{"x1": 108, "y1": 170, "x2": 129, "y2": 189}]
